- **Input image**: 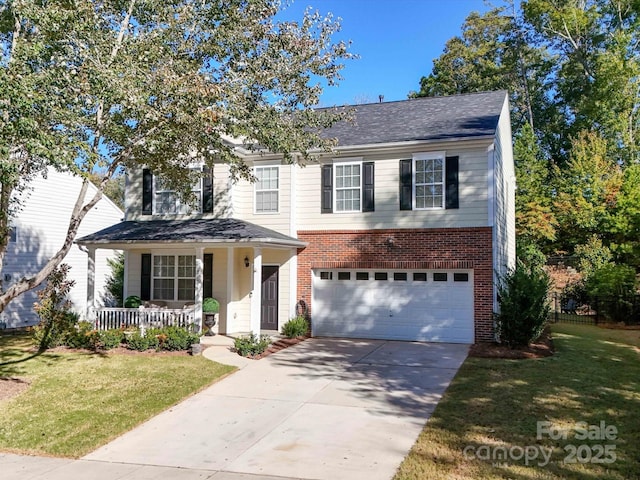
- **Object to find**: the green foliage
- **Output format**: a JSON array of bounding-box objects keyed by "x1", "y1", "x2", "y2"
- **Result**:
[
  {"x1": 584, "y1": 264, "x2": 637, "y2": 299},
  {"x1": 494, "y1": 263, "x2": 552, "y2": 347},
  {"x1": 575, "y1": 235, "x2": 613, "y2": 278},
  {"x1": 124, "y1": 296, "x2": 142, "y2": 308},
  {"x1": 0, "y1": 0, "x2": 354, "y2": 321},
  {"x1": 125, "y1": 331, "x2": 152, "y2": 352},
  {"x1": 66, "y1": 321, "x2": 95, "y2": 349},
  {"x1": 234, "y1": 333, "x2": 271, "y2": 357},
  {"x1": 281, "y1": 316, "x2": 309, "y2": 338},
  {"x1": 516, "y1": 240, "x2": 546, "y2": 270},
  {"x1": 104, "y1": 252, "x2": 125, "y2": 307},
  {"x1": 202, "y1": 298, "x2": 220, "y2": 313},
  {"x1": 32, "y1": 264, "x2": 78, "y2": 350},
  {"x1": 124, "y1": 326, "x2": 197, "y2": 352},
  {"x1": 96, "y1": 329, "x2": 124, "y2": 350}
]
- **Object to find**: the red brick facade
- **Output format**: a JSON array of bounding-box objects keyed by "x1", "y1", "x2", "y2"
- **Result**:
[{"x1": 296, "y1": 227, "x2": 494, "y2": 342}]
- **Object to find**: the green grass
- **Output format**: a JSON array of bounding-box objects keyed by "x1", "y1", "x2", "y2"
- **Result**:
[
  {"x1": 394, "y1": 324, "x2": 640, "y2": 480},
  {"x1": 0, "y1": 332, "x2": 235, "y2": 458}
]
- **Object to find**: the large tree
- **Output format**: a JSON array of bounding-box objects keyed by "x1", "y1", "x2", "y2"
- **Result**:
[
  {"x1": 0, "y1": 0, "x2": 353, "y2": 313},
  {"x1": 412, "y1": 0, "x2": 640, "y2": 265}
]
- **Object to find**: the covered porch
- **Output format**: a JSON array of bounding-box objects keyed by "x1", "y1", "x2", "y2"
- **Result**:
[{"x1": 76, "y1": 218, "x2": 307, "y2": 335}]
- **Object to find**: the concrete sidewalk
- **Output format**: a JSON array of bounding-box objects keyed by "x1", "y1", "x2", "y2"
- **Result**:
[{"x1": 2, "y1": 337, "x2": 468, "y2": 480}]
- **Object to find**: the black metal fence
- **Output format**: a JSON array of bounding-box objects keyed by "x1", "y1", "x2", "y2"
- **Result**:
[{"x1": 550, "y1": 293, "x2": 640, "y2": 325}]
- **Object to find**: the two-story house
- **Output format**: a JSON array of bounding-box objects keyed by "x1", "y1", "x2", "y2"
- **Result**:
[{"x1": 77, "y1": 90, "x2": 515, "y2": 343}]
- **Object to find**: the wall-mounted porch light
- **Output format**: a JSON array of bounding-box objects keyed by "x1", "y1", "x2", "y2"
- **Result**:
[{"x1": 244, "y1": 256, "x2": 250, "y2": 268}]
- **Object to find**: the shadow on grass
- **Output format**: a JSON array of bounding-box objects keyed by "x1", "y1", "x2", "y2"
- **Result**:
[{"x1": 395, "y1": 324, "x2": 640, "y2": 480}]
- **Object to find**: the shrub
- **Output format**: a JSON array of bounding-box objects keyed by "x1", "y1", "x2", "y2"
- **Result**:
[
  {"x1": 202, "y1": 298, "x2": 220, "y2": 313},
  {"x1": 66, "y1": 321, "x2": 96, "y2": 349},
  {"x1": 125, "y1": 331, "x2": 151, "y2": 351},
  {"x1": 124, "y1": 295, "x2": 142, "y2": 308},
  {"x1": 584, "y1": 263, "x2": 637, "y2": 323},
  {"x1": 97, "y1": 329, "x2": 124, "y2": 350},
  {"x1": 159, "y1": 326, "x2": 199, "y2": 351},
  {"x1": 234, "y1": 333, "x2": 271, "y2": 357},
  {"x1": 281, "y1": 316, "x2": 309, "y2": 338},
  {"x1": 32, "y1": 264, "x2": 79, "y2": 350},
  {"x1": 494, "y1": 262, "x2": 551, "y2": 348}
]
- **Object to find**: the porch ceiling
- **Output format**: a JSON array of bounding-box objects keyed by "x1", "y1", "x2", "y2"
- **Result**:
[{"x1": 75, "y1": 218, "x2": 307, "y2": 249}]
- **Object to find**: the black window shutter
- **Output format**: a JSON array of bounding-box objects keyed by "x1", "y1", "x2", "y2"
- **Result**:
[
  {"x1": 141, "y1": 253, "x2": 152, "y2": 301},
  {"x1": 202, "y1": 166, "x2": 214, "y2": 213},
  {"x1": 142, "y1": 169, "x2": 153, "y2": 215},
  {"x1": 203, "y1": 254, "x2": 213, "y2": 298},
  {"x1": 399, "y1": 159, "x2": 412, "y2": 210},
  {"x1": 362, "y1": 162, "x2": 375, "y2": 212},
  {"x1": 445, "y1": 156, "x2": 459, "y2": 209},
  {"x1": 321, "y1": 164, "x2": 333, "y2": 213}
]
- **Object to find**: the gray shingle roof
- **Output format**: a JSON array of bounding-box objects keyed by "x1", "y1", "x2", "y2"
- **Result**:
[
  {"x1": 76, "y1": 218, "x2": 305, "y2": 247},
  {"x1": 321, "y1": 90, "x2": 507, "y2": 147}
]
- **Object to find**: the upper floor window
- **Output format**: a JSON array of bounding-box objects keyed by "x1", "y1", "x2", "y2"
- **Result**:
[
  {"x1": 335, "y1": 162, "x2": 361, "y2": 212},
  {"x1": 414, "y1": 154, "x2": 444, "y2": 209},
  {"x1": 152, "y1": 254, "x2": 196, "y2": 301},
  {"x1": 400, "y1": 153, "x2": 458, "y2": 211},
  {"x1": 143, "y1": 167, "x2": 214, "y2": 216},
  {"x1": 154, "y1": 174, "x2": 201, "y2": 215},
  {"x1": 255, "y1": 166, "x2": 279, "y2": 213}
]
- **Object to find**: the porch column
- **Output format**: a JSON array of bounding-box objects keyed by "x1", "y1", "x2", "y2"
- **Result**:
[
  {"x1": 86, "y1": 247, "x2": 96, "y2": 324},
  {"x1": 226, "y1": 247, "x2": 234, "y2": 334},
  {"x1": 194, "y1": 247, "x2": 204, "y2": 333},
  {"x1": 250, "y1": 247, "x2": 262, "y2": 335},
  {"x1": 122, "y1": 250, "x2": 129, "y2": 303}
]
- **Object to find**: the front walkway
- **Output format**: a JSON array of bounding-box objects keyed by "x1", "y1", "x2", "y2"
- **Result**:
[{"x1": 2, "y1": 338, "x2": 469, "y2": 480}]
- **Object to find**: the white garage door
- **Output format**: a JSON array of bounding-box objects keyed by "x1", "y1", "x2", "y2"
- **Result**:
[{"x1": 312, "y1": 269, "x2": 474, "y2": 343}]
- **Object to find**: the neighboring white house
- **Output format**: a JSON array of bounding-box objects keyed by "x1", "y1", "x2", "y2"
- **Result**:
[{"x1": 0, "y1": 168, "x2": 123, "y2": 329}]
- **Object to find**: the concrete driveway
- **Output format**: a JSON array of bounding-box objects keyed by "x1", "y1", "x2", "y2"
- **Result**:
[{"x1": 84, "y1": 338, "x2": 468, "y2": 480}]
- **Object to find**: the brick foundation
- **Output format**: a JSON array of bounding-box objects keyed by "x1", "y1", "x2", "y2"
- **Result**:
[{"x1": 296, "y1": 227, "x2": 494, "y2": 343}]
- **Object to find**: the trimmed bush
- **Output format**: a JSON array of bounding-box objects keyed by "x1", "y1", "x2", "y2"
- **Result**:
[
  {"x1": 124, "y1": 326, "x2": 197, "y2": 352},
  {"x1": 281, "y1": 316, "x2": 309, "y2": 338},
  {"x1": 98, "y1": 329, "x2": 124, "y2": 350},
  {"x1": 234, "y1": 333, "x2": 271, "y2": 357},
  {"x1": 125, "y1": 331, "x2": 151, "y2": 351},
  {"x1": 124, "y1": 295, "x2": 142, "y2": 308},
  {"x1": 494, "y1": 262, "x2": 551, "y2": 347},
  {"x1": 202, "y1": 298, "x2": 220, "y2": 313},
  {"x1": 66, "y1": 321, "x2": 95, "y2": 349}
]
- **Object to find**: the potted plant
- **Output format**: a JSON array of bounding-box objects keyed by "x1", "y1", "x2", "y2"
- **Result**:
[{"x1": 202, "y1": 297, "x2": 219, "y2": 336}]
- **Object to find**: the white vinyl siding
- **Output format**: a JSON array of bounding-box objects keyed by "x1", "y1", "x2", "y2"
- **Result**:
[
  {"x1": 0, "y1": 168, "x2": 123, "y2": 328},
  {"x1": 295, "y1": 144, "x2": 491, "y2": 230},
  {"x1": 255, "y1": 166, "x2": 279, "y2": 213}
]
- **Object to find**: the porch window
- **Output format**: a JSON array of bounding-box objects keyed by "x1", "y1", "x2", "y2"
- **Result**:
[
  {"x1": 255, "y1": 166, "x2": 279, "y2": 213},
  {"x1": 152, "y1": 255, "x2": 196, "y2": 300}
]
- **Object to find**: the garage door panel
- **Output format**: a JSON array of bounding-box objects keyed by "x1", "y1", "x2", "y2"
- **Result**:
[{"x1": 312, "y1": 270, "x2": 474, "y2": 343}]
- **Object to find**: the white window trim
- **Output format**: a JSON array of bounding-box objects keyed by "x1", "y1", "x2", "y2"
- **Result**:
[
  {"x1": 412, "y1": 151, "x2": 446, "y2": 210},
  {"x1": 254, "y1": 165, "x2": 280, "y2": 214},
  {"x1": 152, "y1": 254, "x2": 196, "y2": 301},
  {"x1": 333, "y1": 159, "x2": 363, "y2": 213}
]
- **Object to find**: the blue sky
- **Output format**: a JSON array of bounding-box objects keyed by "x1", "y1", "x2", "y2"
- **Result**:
[{"x1": 280, "y1": 0, "x2": 492, "y2": 106}]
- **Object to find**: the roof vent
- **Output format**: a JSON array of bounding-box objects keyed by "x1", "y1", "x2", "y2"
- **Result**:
[{"x1": 378, "y1": 95, "x2": 384, "y2": 103}]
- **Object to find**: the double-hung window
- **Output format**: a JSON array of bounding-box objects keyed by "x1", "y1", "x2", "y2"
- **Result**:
[
  {"x1": 154, "y1": 170, "x2": 202, "y2": 215},
  {"x1": 414, "y1": 152, "x2": 445, "y2": 209},
  {"x1": 152, "y1": 255, "x2": 196, "y2": 300},
  {"x1": 335, "y1": 162, "x2": 361, "y2": 212},
  {"x1": 255, "y1": 166, "x2": 279, "y2": 213}
]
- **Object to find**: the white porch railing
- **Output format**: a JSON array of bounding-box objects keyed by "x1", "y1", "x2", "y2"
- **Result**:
[{"x1": 95, "y1": 307, "x2": 196, "y2": 331}]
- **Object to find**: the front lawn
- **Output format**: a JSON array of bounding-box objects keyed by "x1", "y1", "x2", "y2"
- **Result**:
[
  {"x1": 0, "y1": 332, "x2": 235, "y2": 458},
  {"x1": 395, "y1": 324, "x2": 640, "y2": 480}
]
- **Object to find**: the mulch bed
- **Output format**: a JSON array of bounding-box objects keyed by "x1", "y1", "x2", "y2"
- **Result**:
[
  {"x1": 31, "y1": 345, "x2": 193, "y2": 356},
  {"x1": 468, "y1": 327, "x2": 555, "y2": 359}
]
